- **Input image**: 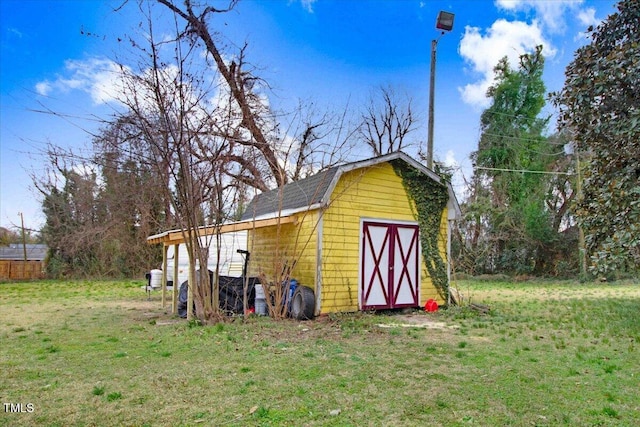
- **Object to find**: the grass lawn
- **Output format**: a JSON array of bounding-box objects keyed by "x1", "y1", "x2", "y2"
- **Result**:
[{"x1": 1, "y1": 279, "x2": 639, "y2": 426}]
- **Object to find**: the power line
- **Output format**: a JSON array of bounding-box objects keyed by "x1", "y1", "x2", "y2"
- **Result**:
[
  {"x1": 475, "y1": 166, "x2": 574, "y2": 176},
  {"x1": 479, "y1": 108, "x2": 554, "y2": 121},
  {"x1": 478, "y1": 132, "x2": 569, "y2": 157},
  {"x1": 480, "y1": 131, "x2": 564, "y2": 148}
]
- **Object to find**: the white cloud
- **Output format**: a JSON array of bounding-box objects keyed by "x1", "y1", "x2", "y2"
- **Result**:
[
  {"x1": 35, "y1": 81, "x2": 51, "y2": 96},
  {"x1": 577, "y1": 6, "x2": 599, "y2": 26},
  {"x1": 290, "y1": 0, "x2": 317, "y2": 13},
  {"x1": 64, "y1": 58, "x2": 128, "y2": 104},
  {"x1": 441, "y1": 150, "x2": 469, "y2": 199},
  {"x1": 8, "y1": 27, "x2": 23, "y2": 38},
  {"x1": 35, "y1": 58, "x2": 128, "y2": 105},
  {"x1": 34, "y1": 58, "x2": 201, "y2": 113},
  {"x1": 495, "y1": 0, "x2": 519, "y2": 9},
  {"x1": 458, "y1": 19, "x2": 555, "y2": 108},
  {"x1": 444, "y1": 150, "x2": 458, "y2": 169},
  {"x1": 495, "y1": 0, "x2": 584, "y2": 33},
  {"x1": 575, "y1": 7, "x2": 603, "y2": 40},
  {"x1": 302, "y1": 0, "x2": 317, "y2": 13}
]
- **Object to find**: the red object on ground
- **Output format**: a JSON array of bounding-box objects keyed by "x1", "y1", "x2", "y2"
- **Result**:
[{"x1": 425, "y1": 299, "x2": 438, "y2": 312}]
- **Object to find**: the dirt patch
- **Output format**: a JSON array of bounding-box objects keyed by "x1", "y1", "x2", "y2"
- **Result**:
[
  {"x1": 377, "y1": 314, "x2": 459, "y2": 330},
  {"x1": 155, "y1": 319, "x2": 183, "y2": 326}
]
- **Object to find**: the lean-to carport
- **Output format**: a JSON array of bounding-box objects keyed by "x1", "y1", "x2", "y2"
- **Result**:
[{"x1": 147, "y1": 216, "x2": 297, "y2": 317}]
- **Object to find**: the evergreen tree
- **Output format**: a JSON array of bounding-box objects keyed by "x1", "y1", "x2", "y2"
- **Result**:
[
  {"x1": 461, "y1": 46, "x2": 576, "y2": 275},
  {"x1": 555, "y1": 0, "x2": 640, "y2": 276}
]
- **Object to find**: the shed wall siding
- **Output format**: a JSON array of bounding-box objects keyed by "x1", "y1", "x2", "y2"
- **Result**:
[
  {"x1": 247, "y1": 212, "x2": 318, "y2": 292},
  {"x1": 246, "y1": 162, "x2": 450, "y2": 314},
  {"x1": 320, "y1": 163, "x2": 447, "y2": 313}
]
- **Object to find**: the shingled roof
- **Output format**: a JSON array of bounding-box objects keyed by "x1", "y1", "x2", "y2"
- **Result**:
[
  {"x1": 241, "y1": 151, "x2": 461, "y2": 221},
  {"x1": 241, "y1": 167, "x2": 339, "y2": 220}
]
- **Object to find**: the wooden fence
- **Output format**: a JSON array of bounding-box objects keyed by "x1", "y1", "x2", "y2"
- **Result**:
[{"x1": 0, "y1": 260, "x2": 45, "y2": 280}]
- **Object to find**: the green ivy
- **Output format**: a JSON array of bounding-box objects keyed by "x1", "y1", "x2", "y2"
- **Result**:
[{"x1": 392, "y1": 160, "x2": 450, "y2": 301}]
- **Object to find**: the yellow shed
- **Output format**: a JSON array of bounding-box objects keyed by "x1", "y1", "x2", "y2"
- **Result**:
[{"x1": 241, "y1": 152, "x2": 460, "y2": 315}]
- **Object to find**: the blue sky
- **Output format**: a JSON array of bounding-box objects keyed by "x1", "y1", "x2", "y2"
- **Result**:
[{"x1": 0, "y1": 0, "x2": 614, "y2": 231}]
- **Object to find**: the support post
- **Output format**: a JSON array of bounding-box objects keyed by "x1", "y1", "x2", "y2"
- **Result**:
[
  {"x1": 172, "y1": 243, "x2": 179, "y2": 314},
  {"x1": 187, "y1": 232, "x2": 194, "y2": 320},
  {"x1": 187, "y1": 260, "x2": 194, "y2": 320},
  {"x1": 161, "y1": 244, "x2": 168, "y2": 308}
]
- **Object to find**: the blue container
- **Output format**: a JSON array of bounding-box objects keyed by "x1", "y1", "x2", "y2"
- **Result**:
[{"x1": 284, "y1": 279, "x2": 298, "y2": 314}]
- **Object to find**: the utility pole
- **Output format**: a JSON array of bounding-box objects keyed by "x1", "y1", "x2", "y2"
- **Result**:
[
  {"x1": 426, "y1": 11, "x2": 454, "y2": 170},
  {"x1": 427, "y1": 39, "x2": 438, "y2": 170},
  {"x1": 20, "y1": 213, "x2": 27, "y2": 261},
  {"x1": 19, "y1": 212, "x2": 27, "y2": 279}
]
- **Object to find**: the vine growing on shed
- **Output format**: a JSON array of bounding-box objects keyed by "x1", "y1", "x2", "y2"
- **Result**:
[{"x1": 391, "y1": 160, "x2": 449, "y2": 300}]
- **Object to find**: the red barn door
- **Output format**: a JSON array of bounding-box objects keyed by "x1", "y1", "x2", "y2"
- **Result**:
[{"x1": 361, "y1": 221, "x2": 420, "y2": 310}]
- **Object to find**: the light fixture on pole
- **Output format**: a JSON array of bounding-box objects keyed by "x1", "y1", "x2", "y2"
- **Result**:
[{"x1": 427, "y1": 11, "x2": 454, "y2": 170}]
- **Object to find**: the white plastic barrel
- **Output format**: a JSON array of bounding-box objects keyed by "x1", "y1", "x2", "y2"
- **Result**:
[
  {"x1": 150, "y1": 269, "x2": 163, "y2": 288},
  {"x1": 255, "y1": 284, "x2": 267, "y2": 315}
]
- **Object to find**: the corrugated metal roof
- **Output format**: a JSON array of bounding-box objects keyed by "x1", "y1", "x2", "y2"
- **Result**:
[{"x1": 0, "y1": 244, "x2": 48, "y2": 261}]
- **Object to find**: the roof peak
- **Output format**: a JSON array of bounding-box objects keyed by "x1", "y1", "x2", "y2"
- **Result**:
[{"x1": 240, "y1": 151, "x2": 454, "y2": 221}]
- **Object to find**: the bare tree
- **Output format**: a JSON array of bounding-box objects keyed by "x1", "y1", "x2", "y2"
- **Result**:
[
  {"x1": 156, "y1": 0, "x2": 289, "y2": 188},
  {"x1": 35, "y1": 0, "x2": 357, "y2": 319},
  {"x1": 278, "y1": 99, "x2": 358, "y2": 181},
  {"x1": 155, "y1": 0, "x2": 356, "y2": 189},
  {"x1": 104, "y1": 1, "x2": 249, "y2": 321},
  {"x1": 113, "y1": 1, "x2": 354, "y2": 321},
  {"x1": 359, "y1": 85, "x2": 419, "y2": 156}
]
